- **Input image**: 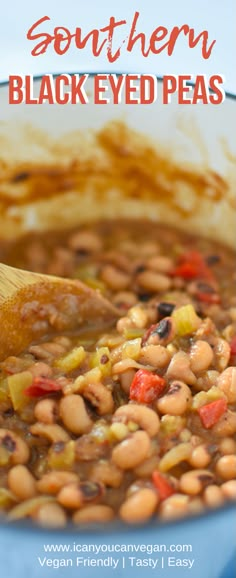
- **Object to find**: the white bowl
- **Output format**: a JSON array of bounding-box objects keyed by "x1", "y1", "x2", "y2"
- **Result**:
[{"x1": 0, "y1": 75, "x2": 235, "y2": 578}]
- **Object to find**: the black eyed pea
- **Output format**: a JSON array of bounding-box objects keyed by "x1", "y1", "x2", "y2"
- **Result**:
[
  {"x1": 166, "y1": 352, "x2": 196, "y2": 385},
  {"x1": 127, "y1": 305, "x2": 148, "y2": 329},
  {"x1": 53, "y1": 336, "x2": 72, "y2": 349},
  {"x1": 144, "y1": 317, "x2": 175, "y2": 346},
  {"x1": 139, "y1": 344, "x2": 171, "y2": 368},
  {"x1": 8, "y1": 465, "x2": 37, "y2": 500},
  {"x1": 68, "y1": 230, "x2": 103, "y2": 253},
  {"x1": 125, "y1": 479, "x2": 148, "y2": 497},
  {"x1": 179, "y1": 469, "x2": 214, "y2": 495},
  {"x1": 90, "y1": 461, "x2": 124, "y2": 488},
  {"x1": 159, "y1": 494, "x2": 190, "y2": 520},
  {"x1": 113, "y1": 404, "x2": 160, "y2": 437},
  {"x1": 73, "y1": 505, "x2": 114, "y2": 524},
  {"x1": 145, "y1": 303, "x2": 159, "y2": 325},
  {"x1": 116, "y1": 316, "x2": 133, "y2": 334},
  {"x1": 189, "y1": 340, "x2": 214, "y2": 373},
  {"x1": 29, "y1": 341, "x2": 69, "y2": 360},
  {"x1": 157, "y1": 381, "x2": 192, "y2": 416},
  {"x1": 119, "y1": 488, "x2": 159, "y2": 523},
  {"x1": 47, "y1": 248, "x2": 74, "y2": 277},
  {"x1": 58, "y1": 481, "x2": 103, "y2": 509},
  {"x1": 28, "y1": 345, "x2": 54, "y2": 361},
  {"x1": 146, "y1": 255, "x2": 174, "y2": 274},
  {"x1": 211, "y1": 411, "x2": 236, "y2": 437},
  {"x1": 57, "y1": 483, "x2": 83, "y2": 509},
  {"x1": 188, "y1": 444, "x2": 212, "y2": 468},
  {"x1": 0, "y1": 429, "x2": 30, "y2": 465},
  {"x1": 30, "y1": 423, "x2": 70, "y2": 443},
  {"x1": 36, "y1": 471, "x2": 79, "y2": 495},
  {"x1": 221, "y1": 480, "x2": 236, "y2": 500},
  {"x1": 112, "y1": 431, "x2": 151, "y2": 469},
  {"x1": 195, "y1": 370, "x2": 219, "y2": 392},
  {"x1": 28, "y1": 361, "x2": 53, "y2": 378},
  {"x1": 134, "y1": 455, "x2": 160, "y2": 478},
  {"x1": 32, "y1": 503, "x2": 67, "y2": 528},
  {"x1": 120, "y1": 369, "x2": 136, "y2": 394},
  {"x1": 222, "y1": 324, "x2": 235, "y2": 343},
  {"x1": 219, "y1": 437, "x2": 236, "y2": 455},
  {"x1": 38, "y1": 342, "x2": 68, "y2": 357},
  {"x1": 229, "y1": 308, "x2": 236, "y2": 322},
  {"x1": 217, "y1": 367, "x2": 236, "y2": 404},
  {"x1": 213, "y1": 338, "x2": 231, "y2": 371},
  {"x1": 112, "y1": 291, "x2": 137, "y2": 309},
  {"x1": 191, "y1": 433, "x2": 208, "y2": 448},
  {"x1": 215, "y1": 455, "x2": 236, "y2": 480},
  {"x1": 34, "y1": 398, "x2": 59, "y2": 424},
  {"x1": 138, "y1": 240, "x2": 160, "y2": 257},
  {"x1": 59, "y1": 394, "x2": 93, "y2": 435},
  {"x1": 81, "y1": 382, "x2": 114, "y2": 416},
  {"x1": 100, "y1": 265, "x2": 130, "y2": 291},
  {"x1": 203, "y1": 485, "x2": 224, "y2": 508},
  {"x1": 136, "y1": 270, "x2": 172, "y2": 293},
  {"x1": 188, "y1": 498, "x2": 204, "y2": 514}
]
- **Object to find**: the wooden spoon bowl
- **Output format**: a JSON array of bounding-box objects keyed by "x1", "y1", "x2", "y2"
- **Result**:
[{"x1": 0, "y1": 263, "x2": 118, "y2": 360}]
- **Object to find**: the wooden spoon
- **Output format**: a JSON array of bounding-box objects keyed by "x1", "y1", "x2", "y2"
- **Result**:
[{"x1": 0, "y1": 262, "x2": 119, "y2": 360}]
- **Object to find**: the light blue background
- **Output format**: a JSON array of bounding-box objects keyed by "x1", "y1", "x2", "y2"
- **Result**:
[{"x1": 0, "y1": 0, "x2": 235, "y2": 92}]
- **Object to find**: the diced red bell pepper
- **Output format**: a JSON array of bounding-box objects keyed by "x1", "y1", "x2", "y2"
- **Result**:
[
  {"x1": 129, "y1": 369, "x2": 166, "y2": 404},
  {"x1": 24, "y1": 377, "x2": 62, "y2": 397},
  {"x1": 197, "y1": 398, "x2": 227, "y2": 429},
  {"x1": 171, "y1": 250, "x2": 214, "y2": 282},
  {"x1": 230, "y1": 336, "x2": 236, "y2": 356},
  {"x1": 152, "y1": 471, "x2": 175, "y2": 500},
  {"x1": 196, "y1": 291, "x2": 220, "y2": 304}
]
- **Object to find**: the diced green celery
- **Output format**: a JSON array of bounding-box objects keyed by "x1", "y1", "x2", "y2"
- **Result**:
[
  {"x1": 7, "y1": 371, "x2": 32, "y2": 411},
  {"x1": 77, "y1": 339, "x2": 95, "y2": 348},
  {"x1": 192, "y1": 391, "x2": 208, "y2": 410},
  {"x1": 0, "y1": 488, "x2": 17, "y2": 508},
  {"x1": 47, "y1": 440, "x2": 75, "y2": 470},
  {"x1": 127, "y1": 421, "x2": 139, "y2": 432},
  {"x1": 159, "y1": 442, "x2": 192, "y2": 472},
  {"x1": 206, "y1": 387, "x2": 226, "y2": 402},
  {"x1": 0, "y1": 447, "x2": 10, "y2": 466},
  {"x1": 54, "y1": 346, "x2": 86, "y2": 372},
  {"x1": 73, "y1": 367, "x2": 102, "y2": 393},
  {"x1": 122, "y1": 338, "x2": 141, "y2": 360},
  {"x1": 192, "y1": 386, "x2": 226, "y2": 410},
  {"x1": 172, "y1": 304, "x2": 201, "y2": 336},
  {"x1": 84, "y1": 278, "x2": 106, "y2": 293},
  {"x1": 123, "y1": 327, "x2": 145, "y2": 340},
  {"x1": 0, "y1": 379, "x2": 9, "y2": 402},
  {"x1": 109, "y1": 422, "x2": 129, "y2": 441},
  {"x1": 97, "y1": 334, "x2": 124, "y2": 349},
  {"x1": 161, "y1": 293, "x2": 176, "y2": 302},
  {"x1": 172, "y1": 244, "x2": 184, "y2": 256},
  {"x1": 179, "y1": 428, "x2": 192, "y2": 442},
  {"x1": 90, "y1": 347, "x2": 111, "y2": 377},
  {"x1": 73, "y1": 265, "x2": 98, "y2": 281},
  {"x1": 8, "y1": 496, "x2": 55, "y2": 520},
  {"x1": 160, "y1": 415, "x2": 186, "y2": 436},
  {"x1": 91, "y1": 422, "x2": 111, "y2": 442}
]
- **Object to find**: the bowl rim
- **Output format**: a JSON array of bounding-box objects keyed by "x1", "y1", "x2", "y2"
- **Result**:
[{"x1": 0, "y1": 73, "x2": 235, "y2": 534}]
